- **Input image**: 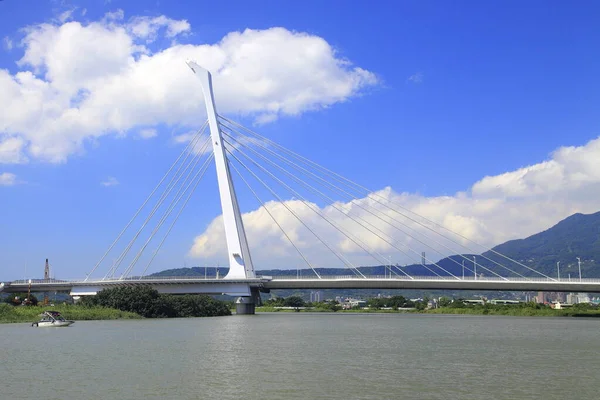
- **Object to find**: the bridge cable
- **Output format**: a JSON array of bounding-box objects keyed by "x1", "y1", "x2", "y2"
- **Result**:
[
  {"x1": 120, "y1": 139, "x2": 214, "y2": 279},
  {"x1": 223, "y1": 145, "x2": 366, "y2": 278},
  {"x1": 219, "y1": 120, "x2": 507, "y2": 278},
  {"x1": 218, "y1": 116, "x2": 551, "y2": 280},
  {"x1": 223, "y1": 139, "x2": 399, "y2": 278},
  {"x1": 121, "y1": 150, "x2": 214, "y2": 278},
  {"x1": 221, "y1": 128, "x2": 477, "y2": 279},
  {"x1": 106, "y1": 132, "x2": 210, "y2": 279},
  {"x1": 227, "y1": 158, "x2": 323, "y2": 279},
  {"x1": 106, "y1": 133, "x2": 211, "y2": 279},
  {"x1": 221, "y1": 130, "x2": 422, "y2": 278},
  {"x1": 220, "y1": 120, "x2": 516, "y2": 279},
  {"x1": 86, "y1": 121, "x2": 207, "y2": 281},
  {"x1": 138, "y1": 153, "x2": 215, "y2": 278},
  {"x1": 223, "y1": 139, "x2": 419, "y2": 278}
]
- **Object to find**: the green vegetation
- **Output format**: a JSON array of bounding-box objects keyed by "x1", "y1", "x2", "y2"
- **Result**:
[
  {"x1": 263, "y1": 297, "x2": 342, "y2": 311},
  {"x1": 1, "y1": 286, "x2": 232, "y2": 323},
  {"x1": 3, "y1": 293, "x2": 39, "y2": 306},
  {"x1": 426, "y1": 301, "x2": 600, "y2": 317},
  {"x1": 0, "y1": 303, "x2": 140, "y2": 323},
  {"x1": 257, "y1": 295, "x2": 600, "y2": 317},
  {"x1": 80, "y1": 285, "x2": 231, "y2": 318}
]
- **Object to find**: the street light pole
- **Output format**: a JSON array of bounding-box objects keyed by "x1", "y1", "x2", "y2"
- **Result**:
[
  {"x1": 556, "y1": 261, "x2": 560, "y2": 281},
  {"x1": 462, "y1": 260, "x2": 465, "y2": 280},
  {"x1": 473, "y1": 256, "x2": 477, "y2": 280},
  {"x1": 576, "y1": 257, "x2": 582, "y2": 282}
]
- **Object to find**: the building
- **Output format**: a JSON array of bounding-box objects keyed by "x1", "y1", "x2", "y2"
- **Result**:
[
  {"x1": 536, "y1": 291, "x2": 545, "y2": 304},
  {"x1": 310, "y1": 291, "x2": 322, "y2": 302}
]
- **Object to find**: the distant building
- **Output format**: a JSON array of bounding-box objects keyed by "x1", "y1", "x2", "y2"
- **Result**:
[
  {"x1": 310, "y1": 291, "x2": 322, "y2": 302},
  {"x1": 577, "y1": 293, "x2": 591, "y2": 303},
  {"x1": 537, "y1": 291, "x2": 545, "y2": 304}
]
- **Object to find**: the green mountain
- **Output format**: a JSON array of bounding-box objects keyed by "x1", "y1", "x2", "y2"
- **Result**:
[{"x1": 482, "y1": 211, "x2": 600, "y2": 278}]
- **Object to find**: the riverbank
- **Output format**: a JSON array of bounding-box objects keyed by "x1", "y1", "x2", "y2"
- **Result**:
[
  {"x1": 423, "y1": 306, "x2": 600, "y2": 317},
  {"x1": 255, "y1": 305, "x2": 600, "y2": 317},
  {"x1": 0, "y1": 303, "x2": 141, "y2": 324}
]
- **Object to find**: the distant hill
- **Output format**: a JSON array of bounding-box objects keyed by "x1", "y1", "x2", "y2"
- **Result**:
[
  {"x1": 151, "y1": 211, "x2": 600, "y2": 279},
  {"x1": 482, "y1": 211, "x2": 600, "y2": 278}
]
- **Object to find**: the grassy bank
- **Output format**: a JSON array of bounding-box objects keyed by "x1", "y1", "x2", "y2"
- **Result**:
[
  {"x1": 0, "y1": 303, "x2": 141, "y2": 324},
  {"x1": 255, "y1": 305, "x2": 600, "y2": 317},
  {"x1": 256, "y1": 306, "x2": 411, "y2": 313},
  {"x1": 423, "y1": 306, "x2": 600, "y2": 317}
]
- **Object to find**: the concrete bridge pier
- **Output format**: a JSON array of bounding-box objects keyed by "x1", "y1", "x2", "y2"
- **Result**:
[{"x1": 235, "y1": 288, "x2": 261, "y2": 315}]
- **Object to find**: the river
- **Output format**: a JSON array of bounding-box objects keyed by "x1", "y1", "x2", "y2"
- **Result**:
[{"x1": 1, "y1": 313, "x2": 598, "y2": 399}]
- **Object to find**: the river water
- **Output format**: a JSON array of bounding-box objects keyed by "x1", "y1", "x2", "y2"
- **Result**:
[{"x1": 1, "y1": 313, "x2": 598, "y2": 399}]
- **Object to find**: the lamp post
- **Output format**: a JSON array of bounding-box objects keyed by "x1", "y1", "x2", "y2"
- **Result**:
[
  {"x1": 473, "y1": 256, "x2": 477, "y2": 280},
  {"x1": 576, "y1": 257, "x2": 582, "y2": 282},
  {"x1": 556, "y1": 261, "x2": 560, "y2": 281},
  {"x1": 462, "y1": 260, "x2": 465, "y2": 280}
]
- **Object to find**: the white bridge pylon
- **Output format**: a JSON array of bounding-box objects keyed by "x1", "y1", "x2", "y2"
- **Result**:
[{"x1": 186, "y1": 61, "x2": 255, "y2": 280}]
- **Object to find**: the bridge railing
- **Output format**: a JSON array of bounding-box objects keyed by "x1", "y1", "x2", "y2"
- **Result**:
[
  {"x1": 262, "y1": 275, "x2": 600, "y2": 283},
  {"x1": 8, "y1": 275, "x2": 600, "y2": 284}
]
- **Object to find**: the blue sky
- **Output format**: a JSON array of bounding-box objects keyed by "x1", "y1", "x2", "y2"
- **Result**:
[{"x1": 2, "y1": 0, "x2": 600, "y2": 281}]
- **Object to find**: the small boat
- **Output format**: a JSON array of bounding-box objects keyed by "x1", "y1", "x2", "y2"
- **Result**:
[{"x1": 31, "y1": 311, "x2": 74, "y2": 327}]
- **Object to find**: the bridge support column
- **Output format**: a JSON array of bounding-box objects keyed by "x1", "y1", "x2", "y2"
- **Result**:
[{"x1": 235, "y1": 288, "x2": 261, "y2": 315}]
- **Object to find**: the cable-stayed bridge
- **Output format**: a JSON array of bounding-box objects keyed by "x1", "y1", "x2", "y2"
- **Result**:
[{"x1": 3, "y1": 62, "x2": 599, "y2": 313}]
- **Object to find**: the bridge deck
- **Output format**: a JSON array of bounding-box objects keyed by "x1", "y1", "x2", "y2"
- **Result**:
[{"x1": 3, "y1": 276, "x2": 600, "y2": 294}]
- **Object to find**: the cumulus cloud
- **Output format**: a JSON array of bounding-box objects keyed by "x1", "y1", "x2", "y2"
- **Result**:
[
  {"x1": 189, "y1": 137, "x2": 600, "y2": 269},
  {"x1": 0, "y1": 11, "x2": 377, "y2": 164},
  {"x1": 0, "y1": 172, "x2": 18, "y2": 186},
  {"x1": 101, "y1": 176, "x2": 119, "y2": 187}
]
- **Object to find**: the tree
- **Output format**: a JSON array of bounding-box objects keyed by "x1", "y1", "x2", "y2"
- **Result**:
[
  {"x1": 4, "y1": 293, "x2": 38, "y2": 306},
  {"x1": 415, "y1": 300, "x2": 427, "y2": 311},
  {"x1": 438, "y1": 297, "x2": 452, "y2": 308},
  {"x1": 367, "y1": 298, "x2": 385, "y2": 309},
  {"x1": 284, "y1": 296, "x2": 306, "y2": 308},
  {"x1": 388, "y1": 296, "x2": 408, "y2": 309},
  {"x1": 85, "y1": 285, "x2": 230, "y2": 318}
]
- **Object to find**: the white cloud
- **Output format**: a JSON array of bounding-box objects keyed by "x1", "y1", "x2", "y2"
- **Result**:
[
  {"x1": 0, "y1": 172, "x2": 19, "y2": 186},
  {"x1": 3, "y1": 37, "x2": 12, "y2": 50},
  {"x1": 407, "y1": 72, "x2": 423, "y2": 84},
  {"x1": 57, "y1": 9, "x2": 76, "y2": 23},
  {"x1": 0, "y1": 12, "x2": 377, "y2": 164},
  {"x1": 188, "y1": 137, "x2": 600, "y2": 269},
  {"x1": 128, "y1": 15, "x2": 191, "y2": 41},
  {"x1": 138, "y1": 128, "x2": 157, "y2": 139},
  {"x1": 101, "y1": 176, "x2": 119, "y2": 187},
  {"x1": 0, "y1": 136, "x2": 28, "y2": 164}
]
